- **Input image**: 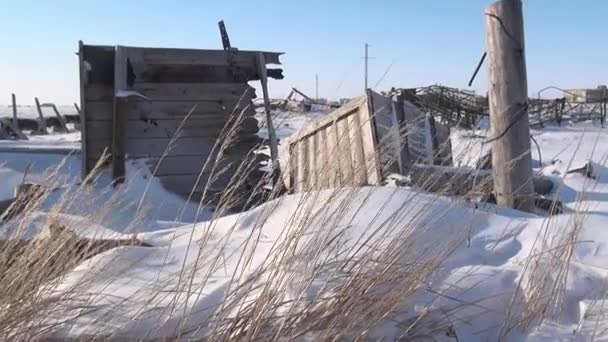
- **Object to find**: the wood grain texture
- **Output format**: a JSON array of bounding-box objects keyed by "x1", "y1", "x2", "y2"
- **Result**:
[{"x1": 485, "y1": 0, "x2": 534, "y2": 212}]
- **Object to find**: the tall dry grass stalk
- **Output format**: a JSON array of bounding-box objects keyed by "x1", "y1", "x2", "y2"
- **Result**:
[{"x1": 0, "y1": 91, "x2": 602, "y2": 341}]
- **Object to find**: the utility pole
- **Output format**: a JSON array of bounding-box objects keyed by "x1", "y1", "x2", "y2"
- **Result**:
[
  {"x1": 485, "y1": 0, "x2": 534, "y2": 212},
  {"x1": 315, "y1": 74, "x2": 319, "y2": 102},
  {"x1": 363, "y1": 43, "x2": 375, "y2": 91},
  {"x1": 364, "y1": 43, "x2": 369, "y2": 90}
]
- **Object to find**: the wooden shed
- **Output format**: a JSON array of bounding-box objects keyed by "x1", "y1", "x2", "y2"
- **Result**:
[
  {"x1": 78, "y1": 42, "x2": 283, "y2": 197},
  {"x1": 284, "y1": 90, "x2": 452, "y2": 193}
]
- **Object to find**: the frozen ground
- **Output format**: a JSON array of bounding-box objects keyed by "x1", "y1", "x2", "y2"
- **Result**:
[{"x1": 2, "y1": 115, "x2": 608, "y2": 339}]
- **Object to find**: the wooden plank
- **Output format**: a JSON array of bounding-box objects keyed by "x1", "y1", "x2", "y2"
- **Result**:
[
  {"x1": 347, "y1": 111, "x2": 367, "y2": 185},
  {"x1": 336, "y1": 117, "x2": 353, "y2": 184},
  {"x1": 307, "y1": 134, "x2": 318, "y2": 190},
  {"x1": 85, "y1": 100, "x2": 255, "y2": 121},
  {"x1": 156, "y1": 171, "x2": 236, "y2": 194},
  {"x1": 86, "y1": 117, "x2": 259, "y2": 139},
  {"x1": 89, "y1": 137, "x2": 257, "y2": 159},
  {"x1": 112, "y1": 46, "x2": 128, "y2": 183},
  {"x1": 369, "y1": 91, "x2": 400, "y2": 175},
  {"x1": 142, "y1": 154, "x2": 254, "y2": 177},
  {"x1": 295, "y1": 140, "x2": 308, "y2": 192},
  {"x1": 34, "y1": 97, "x2": 48, "y2": 135},
  {"x1": 86, "y1": 82, "x2": 256, "y2": 102},
  {"x1": 139, "y1": 48, "x2": 282, "y2": 66},
  {"x1": 85, "y1": 84, "x2": 114, "y2": 102},
  {"x1": 133, "y1": 83, "x2": 256, "y2": 101},
  {"x1": 485, "y1": 0, "x2": 534, "y2": 212},
  {"x1": 360, "y1": 92, "x2": 380, "y2": 184},
  {"x1": 316, "y1": 127, "x2": 329, "y2": 188},
  {"x1": 325, "y1": 124, "x2": 340, "y2": 188},
  {"x1": 137, "y1": 64, "x2": 258, "y2": 84},
  {"x1": 82, "y1": 45, "x2": 115, "y2": 86},
  {"x1": 256, "y1": 52, "x2": 279, "y2": 167}
]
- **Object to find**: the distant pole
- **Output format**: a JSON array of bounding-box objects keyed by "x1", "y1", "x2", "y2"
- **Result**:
[
  {"x1": 315, "y1": 74, "x2": 319, "y2": 101},
  {"x1": 485, "y1": 0, "x2": 534, "y2": 212},
  {"x1": 364, "y1": 43, "x2": 369, "y2": 90},
  {"x1": 11, "y1": 94, "x2": 18, "y2": 127}
]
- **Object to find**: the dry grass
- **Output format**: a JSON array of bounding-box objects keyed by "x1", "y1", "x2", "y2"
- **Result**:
[{"x1": 0, "y1": 96, "x2": 604, "y2": 341}]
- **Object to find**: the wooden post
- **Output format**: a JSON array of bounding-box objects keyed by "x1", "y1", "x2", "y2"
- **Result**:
[
  {"x1": 485, "y1": 0, "x2": 534, "y2": 212},
  {"x1": 11, "y1": 94, "x2": 18, "y2": 127},
  {"x1": 256, "y1": 52, "x2": 279, "y2": 168},
  {"x1": 112, "y1": 46, "x2": 128, "y2": 184},
  {"x1": 34, "y1": 97, "x2": 48, "y2": 135},
  {"x1": 218, "y1": 20, "x2": 232, "y2": 50},
  {"x1": 43, "y1": 103, "x2": 70, "y2": 133}
]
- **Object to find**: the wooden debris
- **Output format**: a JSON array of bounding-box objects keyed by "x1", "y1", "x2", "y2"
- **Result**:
[
  {"x1": 566, "y1": 161, "x2": 595, "y2": 179},
  {"x1": 409, "y1": 164, "x2": 554, "y2": 197}
]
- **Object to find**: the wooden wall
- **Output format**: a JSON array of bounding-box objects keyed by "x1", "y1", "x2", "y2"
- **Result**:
[
  {"x1": 79, "y1": 44, "x2": 283, "y2": 197},
  {"x1": 284, "y1": 90, "x2": 452, "y2": 193},
  {"x1": 285, "y1": 91, "x2": 389, "y2": 192}
]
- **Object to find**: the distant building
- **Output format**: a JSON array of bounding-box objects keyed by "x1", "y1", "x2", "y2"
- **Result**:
[{"x1": 565, "y1": 85, "x2": 608, "y2": 103}]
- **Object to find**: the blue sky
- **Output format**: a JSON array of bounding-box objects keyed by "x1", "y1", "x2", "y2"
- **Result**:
[{"x1": 0, "y1": 0, "x2": 605, "y2": 104}]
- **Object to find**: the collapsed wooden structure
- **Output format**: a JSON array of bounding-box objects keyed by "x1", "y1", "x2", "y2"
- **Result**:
[
  {"x1": 284, "y1": 90, "x2": 451, "y2": 192},
  {"x1": 78, "y1": 42, "x2": 283, "y2": 197},
  {"x1": 1, "y1": 94, "x2": 80, "y2": 140}
]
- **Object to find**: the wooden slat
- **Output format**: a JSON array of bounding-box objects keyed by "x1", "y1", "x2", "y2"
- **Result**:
[
  {"x1": 88, "y1": 137, "x2": 258, "y2": 159},
  {"x1": 113, "y1": 46, "x2": 128, "y2": 182},
  {"x1": 80, "y1": 46, "x2": 97, "y2": 173},
  {"x1": 369, "y1": 91, "x2": 400, "y2": 175},
  {"x1": 348, "y1": 111, "x2": 367, "y2": 185},
  {"x1": 360, "y1": 92, "x2": 380, "y2": 184},
  {"x1": 142, "y1": 154, "x2": 254, "y2": 177},
  {"x1": 325, "y1": 124, "x2": 339, "y2": 188},
  {"x1": 137, "y1": 64, "x2": 259, "y2": 84},
  {"x1": 156, "y1": 172, "x2": 236, "y2": 194},
  {"x1": 295, "y1": 140, "x2": 308, "y2": 192},
  {"x1": 307, "y1": 134, "x2": 317, "y2": 190},
  {"x1": 82, "y1": 45, "x2": 115, "y2": 85},
  {"x1": 85, "y1": 100, "x2": 255, "y2": 121},
  {"x1": 316, "y1": 127, "x2": 328, "y2": 188},
  {"x1": 133, "y1": 83, "x2": 256, "y2": 101},
  {"x1": 336, "y1": 117, "x2": 353, "y2": 184},
  {"x1": 140, "y1": 48, "x2": 282, "y2": 66},
  {"x1": 85, "y1": 84, "x2": 114, "y2": 101},
  {"x1": 86, "y1": 117, "x2": 259, "y2": 139}
]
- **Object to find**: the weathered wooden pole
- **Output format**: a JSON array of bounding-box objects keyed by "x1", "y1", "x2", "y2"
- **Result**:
[
  {"x1": 256, "y1": 52, "x2": 279, "y2": 168},
  {"x1": 485, "y1": 0, "x2": 534, "y2": 212}
]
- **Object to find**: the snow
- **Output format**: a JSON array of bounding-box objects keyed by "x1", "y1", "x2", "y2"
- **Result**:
[{"x1": 3, "y1": 118, "x2": 608, "y2": 339}]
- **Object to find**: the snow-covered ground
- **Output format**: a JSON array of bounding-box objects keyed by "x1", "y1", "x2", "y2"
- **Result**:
[{"x1": 2, "y1": 114, "x2": 608, "y2": 339}]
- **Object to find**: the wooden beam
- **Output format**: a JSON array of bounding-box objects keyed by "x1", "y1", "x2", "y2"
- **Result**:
[
  {"x1": 218, "y1": 20, "x2": 232, "y2": 50},
  {"x1": 256, "y1": 52, "x2": 279, "y2": 168},
  {"x1": 112, "y1": 46, "x2": 128, "y2": 183},
  {"x1": 485, "y1": 0, "x2": 534, "y2": 212},
  {"x1": 34, "y1": 97, "x2": 48, "y2": 135},
  {"x1": 41, "y1": 103, "x2": 69, "y2": 133},
  {"x1": 78, "y1": 40, "x2": 90, "y2": 178}
]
